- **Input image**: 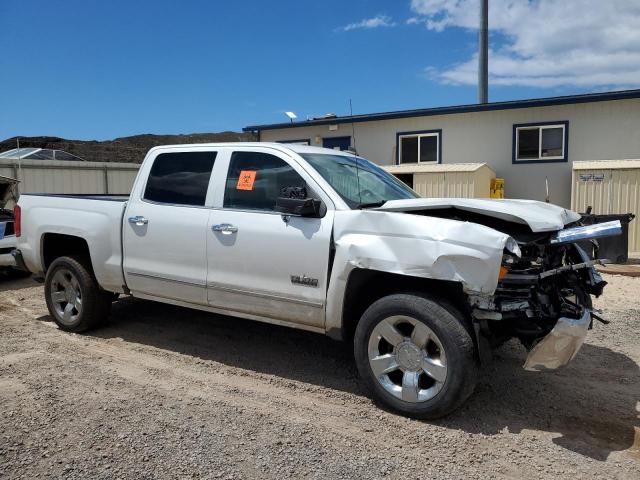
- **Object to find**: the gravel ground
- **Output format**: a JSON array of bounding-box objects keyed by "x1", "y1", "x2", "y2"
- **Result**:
[{"x1": 1, "y1": 274, "x2": 639, "y2": 479}]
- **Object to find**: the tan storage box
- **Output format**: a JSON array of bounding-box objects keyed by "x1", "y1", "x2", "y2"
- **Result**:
[{"x1": 383, "y1": 163, "x2": 496, "y2": 199}]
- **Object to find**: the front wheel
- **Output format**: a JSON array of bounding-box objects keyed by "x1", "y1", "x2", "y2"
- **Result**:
[
  {"x1": 44, "y1": 256, "x2": 111, "y2": 333},
  {"x1": 354, "y1": 293, "x2": 478, "y2": 419}
]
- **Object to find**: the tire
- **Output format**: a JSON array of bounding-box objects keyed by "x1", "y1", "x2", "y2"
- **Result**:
[
  {"x1": 354, "y1": 293, "x2": 478, "y2": 419},
  {"x1": 44, "y1": 256, "x2": 111, "y2": 333}
]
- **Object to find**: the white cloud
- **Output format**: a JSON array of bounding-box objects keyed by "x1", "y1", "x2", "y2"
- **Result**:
[
  {"x1": 338, "y1": 15, "x2": 396, "y2": 32},
  {"x1": 410, "y1": 0, "x2": 640, "y2": 88}
]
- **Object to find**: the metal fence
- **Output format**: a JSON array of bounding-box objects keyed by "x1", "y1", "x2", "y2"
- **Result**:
[{"x1": 0, "y1": 159, "x2": 140, "y2": 197}]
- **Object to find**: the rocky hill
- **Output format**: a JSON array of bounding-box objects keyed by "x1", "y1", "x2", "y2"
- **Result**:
[{"x1": 0, "y1": 132, "x2": 254, "y2": 164}]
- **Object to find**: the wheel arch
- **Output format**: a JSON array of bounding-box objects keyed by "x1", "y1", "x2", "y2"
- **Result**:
[
  {"x1": 338, "y1": 268, "x2": 473, "y2": 343},
  {"x1": 41, "y1": 233, "x2": 93, "y2": 273}
]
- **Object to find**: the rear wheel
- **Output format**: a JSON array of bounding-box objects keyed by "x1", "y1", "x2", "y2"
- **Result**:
[
  {"x1": 354, "y1": 293, "x2": 478, "y2": 419},
  {"x1": 44, "y1": 256, "x2": 111, "y2": 332}
]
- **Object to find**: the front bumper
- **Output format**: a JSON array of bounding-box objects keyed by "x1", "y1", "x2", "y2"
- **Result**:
[{"x1": 523, "y1": 308, "x2": 591, "y2": 371}]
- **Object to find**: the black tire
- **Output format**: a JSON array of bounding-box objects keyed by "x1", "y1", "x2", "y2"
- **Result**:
[
  {"x1": 44, "y1": 256, "x2": 111, "y2": 333},
  {"x1": 354, "y1": 293, "x2": 478, "y2": 419}
]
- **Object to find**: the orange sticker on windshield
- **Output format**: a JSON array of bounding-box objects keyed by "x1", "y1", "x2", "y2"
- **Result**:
[{"x1": 237, "y1": 170, "x2": 257, "y2": 190}]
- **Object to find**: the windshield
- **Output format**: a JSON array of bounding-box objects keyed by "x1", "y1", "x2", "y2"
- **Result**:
[{"x1": 300, "y1": 153, "x2": 419, "y2": 208}]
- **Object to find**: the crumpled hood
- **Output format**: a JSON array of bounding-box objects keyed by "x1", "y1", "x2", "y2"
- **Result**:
[
  {"x1": 377, "y1": 198, "x2": 581, "y2": 233},
  {"x1": 0, "y1": 176, "x2": 18, "y2": 209}
]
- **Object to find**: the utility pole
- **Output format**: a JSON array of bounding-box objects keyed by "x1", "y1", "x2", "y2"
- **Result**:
[{"x1": 478, "y1": 0, "x2": 489, "y2": 103}]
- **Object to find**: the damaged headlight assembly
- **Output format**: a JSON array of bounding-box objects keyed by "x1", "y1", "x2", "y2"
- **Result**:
[
  {"x1": 550, "y1": 220, "x2": 622, "y2": 245},
  {"x1": 504, "y1": 237, "x2": 522, "y2": 257}
]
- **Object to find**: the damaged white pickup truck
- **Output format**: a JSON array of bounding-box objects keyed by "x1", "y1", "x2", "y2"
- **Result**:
[{"x1": 14, "y1": 143, "x2": 620, "y2": 418}]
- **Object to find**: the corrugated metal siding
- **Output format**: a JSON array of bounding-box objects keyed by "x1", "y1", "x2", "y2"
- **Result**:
[
  {"x1": 413, "y1": 173, "x2": 446, "y2": 197},
  {"x1": 572, "y1": 165, "x2": 640, "y2": 254},
  {"x1": 0, "y1": 159, "x2": 139, "y2": 195},
  {"x1": 106, "y1": 169, "x2": 138, "y2": 194}
]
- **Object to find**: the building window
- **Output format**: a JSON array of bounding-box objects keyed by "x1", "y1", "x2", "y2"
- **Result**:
[
  {"x1": 513, "y1": 122, "x2": 568, "y2": 163},
  {"x1": 396, "y1": 130, "x2": 441, "y2": 164}
]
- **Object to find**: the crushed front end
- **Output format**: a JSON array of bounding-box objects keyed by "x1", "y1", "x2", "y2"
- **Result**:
[{"x1": 470, "y1": 221, "x2": 620, "y2": 371}]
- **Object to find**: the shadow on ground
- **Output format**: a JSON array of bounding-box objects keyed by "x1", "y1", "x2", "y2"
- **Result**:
[
  {"x1": 0, "y1": 272, "x2": 36, "y2": 292},
  {"x1": 73, "y1": 296, "x2": 639, "y2": 462}
]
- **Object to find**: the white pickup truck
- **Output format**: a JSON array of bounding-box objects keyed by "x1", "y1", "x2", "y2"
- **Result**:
[{"x1": 15, "y1": 143, "x2": 619, "y2": 418}]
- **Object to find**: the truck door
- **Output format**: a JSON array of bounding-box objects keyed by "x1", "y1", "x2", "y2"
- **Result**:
[
  {"x1": 123, "y1": 150, "x2": 219, "y2": 305},
  {"x1": 206, "y1": 148, "x2": 334, "y2": 329}
]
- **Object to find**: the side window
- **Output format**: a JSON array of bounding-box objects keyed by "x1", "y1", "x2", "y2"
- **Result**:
[
  {"x1": 397, "y1": 130, "x2": 441, "y2": 164},
  {"x1": 223, "y1": 151, "x2": 306, "y2": 212},
  {"x1": 144, "y1": 152, "x2": 216, "y2": 206},
  {"x1": 513, "y1": 122, "x2": 567, "y2": 163}
]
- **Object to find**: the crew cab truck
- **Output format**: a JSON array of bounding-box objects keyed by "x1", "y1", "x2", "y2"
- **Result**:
[{"x1": 15, "y1": 143, "x2": 618, "y2": 418}]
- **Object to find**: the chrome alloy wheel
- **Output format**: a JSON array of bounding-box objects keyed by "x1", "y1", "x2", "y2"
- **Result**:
[
  {"x1": 49, "y1": 268, "x2": 83, "y2": 325},
  {"x1": 368, "y1": 315, "x2": 447, "y2": 403}
]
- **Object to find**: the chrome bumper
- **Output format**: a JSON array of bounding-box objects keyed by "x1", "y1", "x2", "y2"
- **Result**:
[{"x1": 523, "y1": 308, "x2": 591, "y2": 371}]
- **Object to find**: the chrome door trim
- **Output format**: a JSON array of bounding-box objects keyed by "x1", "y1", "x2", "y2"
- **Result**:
[
  {"x1": 207, "y1": 283, "x2": 324, "y2": 309},
  {"x1": 128, "y1": 216, "x2": 148, "y2": 225},
  {"x1": 211, "y1": 223, "x2": 238, "y2": 234},
  {"x1": 126, "y1": 270, "x2": 206, "y2": 288}
]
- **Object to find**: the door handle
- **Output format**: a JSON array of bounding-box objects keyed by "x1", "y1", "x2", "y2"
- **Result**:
[
  {"x1": 128, "y1": 216, "x2": 149, "y2": 226},
  {"x1": 212, "y1": 223, "x2": 238, "y2": 235}
]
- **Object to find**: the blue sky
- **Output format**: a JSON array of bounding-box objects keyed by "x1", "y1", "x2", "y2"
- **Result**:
[{"x1": 1, "y1": 0, "x2": 638, "y2": 140}]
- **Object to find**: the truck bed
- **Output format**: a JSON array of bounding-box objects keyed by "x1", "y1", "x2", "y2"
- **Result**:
[{"x1": 17, "y1": 193, "x2": 129, "y2": 290}]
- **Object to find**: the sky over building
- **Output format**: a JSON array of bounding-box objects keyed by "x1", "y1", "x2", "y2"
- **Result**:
[{"x1": 2, "y1": 0, "x2": 638, "y2": 140}]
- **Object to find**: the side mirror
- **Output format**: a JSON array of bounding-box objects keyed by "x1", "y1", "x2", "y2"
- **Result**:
[{"x1": 275, "y1": 197, "x2": 321, "y2": 217}]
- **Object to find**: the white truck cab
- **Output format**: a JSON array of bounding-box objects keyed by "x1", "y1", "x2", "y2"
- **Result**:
[{"x1": 15, "y1": 143, "x2": 617, "y2": 418}]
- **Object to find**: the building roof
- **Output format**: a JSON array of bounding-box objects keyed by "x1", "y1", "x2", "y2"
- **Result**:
[
  {"x1": 573, "y1": 159, "x2": 640, "y2": 170},
  {"x1": 0, "y1": 148, "x2": 84, "y2": 161},
  {"x1": 383, "y1": 163, "x2": 493, "y2": 174},
  {"x1": 244, "y1": 89, "x2": 640, "y2": 132}
]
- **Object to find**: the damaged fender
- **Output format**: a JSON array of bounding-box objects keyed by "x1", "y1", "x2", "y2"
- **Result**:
[{"x1": 324, "y1": 210, "x2": 516, "y2": 338}]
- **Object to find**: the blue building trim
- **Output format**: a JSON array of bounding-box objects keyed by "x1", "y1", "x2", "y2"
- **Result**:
[
  {"x1": 512, "y1": 120, "x2": 569, "y2": 164},
  {"x1": 243, "y1": 89, "x2": 640, "y2": 132},
  {"x1": 395, "y1": 129, "x2": 442, "y2": 165}
]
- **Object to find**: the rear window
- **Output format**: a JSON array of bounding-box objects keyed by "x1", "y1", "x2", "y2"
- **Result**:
[{"x1": 144, "y1": 152, "x2": 216, "y2": 206}]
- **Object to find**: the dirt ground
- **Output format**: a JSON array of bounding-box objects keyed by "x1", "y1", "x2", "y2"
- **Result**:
[{"x1": 1, "y1": 274, "x2": 639, "y2": 479}]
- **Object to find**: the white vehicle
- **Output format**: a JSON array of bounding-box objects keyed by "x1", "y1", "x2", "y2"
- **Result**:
[
  {"x1": 0, "y1": 176, "x2": 19, "y2": 269},
  {"x1": 14, "y1": 143, "x2": 619, "y2": 418}
]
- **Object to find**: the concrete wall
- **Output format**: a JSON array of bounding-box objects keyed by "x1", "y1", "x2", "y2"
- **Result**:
[{"x1": 260, "y1": 98, "x2": 640, "y2": 208}]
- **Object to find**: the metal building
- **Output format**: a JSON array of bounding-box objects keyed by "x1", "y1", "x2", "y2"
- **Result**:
[
  {"x1": 245, "y1": 89, "x2": 640, "y2": 209},
  {"x1": 572, "y1": 159, "x2": 640, "y2": 255},
  {"x1": 0, "y1": 148, "x2": 139, "y2": 200}
]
